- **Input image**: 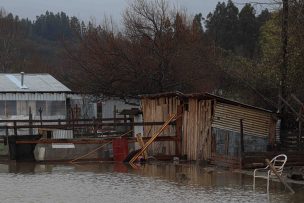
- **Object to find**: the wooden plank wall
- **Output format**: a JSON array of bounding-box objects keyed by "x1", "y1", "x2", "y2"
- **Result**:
[
  {"x1": 182, "y1": 99, "x2": 212, "y2": 161},
  {"x1": 141, "y1": 97, "x2": 180, "y2": 155}
]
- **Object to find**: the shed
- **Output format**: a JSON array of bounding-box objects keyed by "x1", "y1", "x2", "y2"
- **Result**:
[{"x1": 140, "y1": 92, "x2": 277, "y2": 163}]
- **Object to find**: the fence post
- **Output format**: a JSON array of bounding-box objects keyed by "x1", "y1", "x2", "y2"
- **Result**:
[
  {"x1": 39, "y1": 107, "x2": 43, "y2": 126},
  {"x1": 13, "y1": 121, "x2": 17, "y2": 136},
  {"x1": 29, "y1": 107, "x2": 33, "y2": 135},
  {"x1": 5, "y1": 125, "x2": 9, "y2": 145},
  {"x1": 92, "y1": 117, "x2": 97, "y2": 136}
]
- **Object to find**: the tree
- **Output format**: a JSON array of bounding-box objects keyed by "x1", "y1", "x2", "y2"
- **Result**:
[
  {"x1": 205, "y1": 1, "x2": 271, "y2": 59},
  {"x1": 63, "y1": 0, "x2": 218, "y2": 97},
  {"x1": 192, "y1": 13, "x2": 204, "y2": 36},
  {"x1": 205, "y1": 0, "x2": 239, "y2": 52},
  {"x1": 238, "y1": 4, "x2": 258, "y2": 57},
  {"x1": 0, "y1": 11, "x2": 23, "y2": 72},
  {"x1": 33, "y1": 11, "x2": 75, "y2": 41}
]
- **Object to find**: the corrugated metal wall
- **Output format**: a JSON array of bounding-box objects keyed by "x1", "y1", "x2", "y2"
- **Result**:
[
  {"x1": 52, "y1": 130, "x2": 73, "y2": 139},
  {"x1": 141, "y1": 97, "x2": 180, "y2": 156},
  {"x1": 212, "y1": 102, "x2": 272, "y2": 137},
  {"x1": 213, "y1": 128, "x2": 268, "y2": 157}
]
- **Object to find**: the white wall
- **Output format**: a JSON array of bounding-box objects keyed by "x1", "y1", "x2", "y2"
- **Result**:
[{"x1": 100, "y1": 98, "x2": 139, "y2": 118}]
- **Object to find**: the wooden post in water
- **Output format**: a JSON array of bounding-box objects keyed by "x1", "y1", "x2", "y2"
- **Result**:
[
  {"x1": 239, "y1": 119, "x2": 244, "y2": 169},
  {"x1": 92, "y1": 117, "x2": 97, "y2": 136},
  {"x1": 265, "y1": 159, "x2": 295, "y2": 194},
  {"x1": 175, "y1": 105, "x2": 183, "y2": 156}
]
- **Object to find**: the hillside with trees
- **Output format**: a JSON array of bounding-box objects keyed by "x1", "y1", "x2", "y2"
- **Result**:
[{"x1": 1, "y1": 0, "x2": 304, "y2": 111}]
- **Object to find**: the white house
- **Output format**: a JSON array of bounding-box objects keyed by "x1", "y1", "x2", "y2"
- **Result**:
[{"x1": 0, "y1": 73, "x2": 96, "y2": 136}]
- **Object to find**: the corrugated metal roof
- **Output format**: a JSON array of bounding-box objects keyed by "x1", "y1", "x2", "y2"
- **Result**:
[
  {"x1": 140, "y1": 91, "x2": 274, "y2": 113},
  {"x1": 0, "y1": 73, "x2": 71, "y2": 92},
  {"x1": 0, "y1": 93, "x2": 67, "y2": 101}
]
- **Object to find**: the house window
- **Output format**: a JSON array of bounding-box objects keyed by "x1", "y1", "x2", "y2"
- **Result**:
[
  {"x1": 6, "y1": 101, "x2": 17, "y2": 116},
  {"x1": 0, "y1": 101, "x2": 5, "y2": 115},
  {"x1": 47, "y1": 101, "x2": 66, "y2": 116}
]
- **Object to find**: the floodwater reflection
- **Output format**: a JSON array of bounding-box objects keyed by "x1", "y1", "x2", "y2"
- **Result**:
[{"x1": 0, "y1": 162, "x2": 303, "y2": 203}]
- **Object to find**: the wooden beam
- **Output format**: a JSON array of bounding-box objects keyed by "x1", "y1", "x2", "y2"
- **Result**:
[
  {"x1": 70, "y1": 140, "x2": 112, "y2": 163},
  {"x1": 279, "y1": 96, "x2": 304, "y2": 121},
  {"x1": 0, "y1": 121, "x2": 176, "y2": 129},
  {"x1": 14, "y1": 136, "x2": 178, "y2": 144},
  {"x1": 129, "y1": 114, "x2": 177, "y2": 164},
  {"x1": 136, "y1": 133, "x2": 148, "y2": 159},
  {"x1": 291, "y1": 94, "x2": 304, "y2": 107},
  {"x1": 0, "y1": 118, "x2": 132, "y2": 123},
  {"x1": 265, "y1": 159, "x2": 295, "y2": 194}
]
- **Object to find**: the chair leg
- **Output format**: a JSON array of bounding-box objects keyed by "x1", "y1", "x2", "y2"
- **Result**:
[
  {"x1": 253, "y1": 172, "x2": 256, "y2": 190},
  {"x1": 267, "y1": 172, "x2": 270, "y2": 193}
]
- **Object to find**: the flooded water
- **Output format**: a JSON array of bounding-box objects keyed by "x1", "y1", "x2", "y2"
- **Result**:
[{"x1": 0, "y1": 162, "x2": 303, "y2": 203}]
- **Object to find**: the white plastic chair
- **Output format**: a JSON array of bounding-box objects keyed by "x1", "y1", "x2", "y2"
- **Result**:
[{"x1": 253, "y1": 154, "x2": 287, "y2": 192}]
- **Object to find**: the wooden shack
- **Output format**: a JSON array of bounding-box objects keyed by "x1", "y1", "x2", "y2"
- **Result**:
[{"x1": 141, "y1": 92, "x2": 277, "y2": 165}]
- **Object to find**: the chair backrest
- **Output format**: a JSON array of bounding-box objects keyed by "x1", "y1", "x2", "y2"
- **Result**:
[{"x1": 269, "y1": 154, "x2": 287, "y2": 175}]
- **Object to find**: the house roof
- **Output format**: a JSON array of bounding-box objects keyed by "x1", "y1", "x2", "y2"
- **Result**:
[
  {"x1": 0, "y1": 73, "x2": 71, "y2": 93},
  {"x1": 140, "y1": 91, "x2": 274, "y2": 113},
  {"x1": 140, "y1": 91, "x2": 185, "y2": 99}
]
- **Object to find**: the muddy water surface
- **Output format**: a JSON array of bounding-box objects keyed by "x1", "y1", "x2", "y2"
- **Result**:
[{"x1": 0, "y1": 162, "x2": 303, "y2": 203}]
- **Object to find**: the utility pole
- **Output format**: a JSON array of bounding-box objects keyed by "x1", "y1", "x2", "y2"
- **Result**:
[{"x1": 278, "y1": 0, "x2": 289, "y2": 115}]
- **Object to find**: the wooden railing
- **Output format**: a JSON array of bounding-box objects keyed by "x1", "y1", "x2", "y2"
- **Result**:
[{"x1": 0, "y1": 117, "x2": 176, "y2": 138}]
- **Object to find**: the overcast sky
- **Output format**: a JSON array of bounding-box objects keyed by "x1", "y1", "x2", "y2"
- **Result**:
[{"x1": 0, "y1": 0, "x2": 271, "y2": 24}]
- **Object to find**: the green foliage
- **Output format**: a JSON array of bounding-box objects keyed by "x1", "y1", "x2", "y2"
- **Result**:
[
  {"x1": 192, "y1": 13, "x2": 204, "y2": 34},
  {"x1": 205, "y1": 1, "x2": 239, "y2": 52},
  {"x1": 256, "y1": 13, "x2": 281, "y2": 97},
  {"x1": 0, "y1": 10, "x2": 83, "y2": 75},
  {"x1": 33, "y1": 11, "x2": 77, "y2": 41},
  {"x1": 238, "y1": 4, "x2": 258, "y2": 57},
  {"x1": 259, "y1": 13, "x2": 281, "y2": 65},
  {"x1": 257, "y1": 5, "x2": 304, "y2": 100},
  {"x1": 205, "y1": 1, "x2": 270, "y2": 58}
]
